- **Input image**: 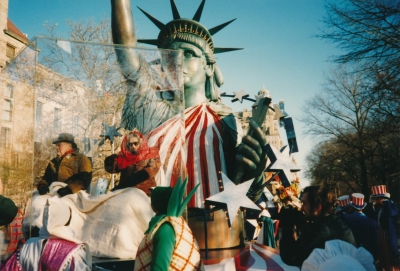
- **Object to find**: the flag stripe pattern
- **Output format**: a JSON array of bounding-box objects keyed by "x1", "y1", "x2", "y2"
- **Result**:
[{"x1": 147, "y1": 104, "x2": 225, "y2": 208}]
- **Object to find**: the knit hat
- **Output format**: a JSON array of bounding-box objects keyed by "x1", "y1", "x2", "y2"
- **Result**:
[
  {"x1": 370, "y1": 185, "x2": 390, "y2": 199},
  {"x1": 350, "y1": 193, "x2": 367, "y2": 210},
  {"x1": 0, "y1": 195, "x2": 18, "y2": 226},
  {"x1": 150, "y1": 186, "x2": 173, "y2": 214}
]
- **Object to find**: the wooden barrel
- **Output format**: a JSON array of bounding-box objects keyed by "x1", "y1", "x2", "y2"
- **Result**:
[{"x1": 188, "y1": 209, "x2": 245, "y2": 249}]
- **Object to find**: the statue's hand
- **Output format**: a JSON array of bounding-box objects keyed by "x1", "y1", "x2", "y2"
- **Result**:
[{"x1": 234, "y1": 120, "x2": 268, "y2": 183}]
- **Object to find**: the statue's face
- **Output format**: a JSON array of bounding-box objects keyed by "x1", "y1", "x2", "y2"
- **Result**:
[{"x1": 167, "y1": 41, "x2": 207, "y2": 90}]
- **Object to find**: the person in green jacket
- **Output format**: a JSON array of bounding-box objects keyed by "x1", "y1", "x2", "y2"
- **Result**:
[{"x1": 134, "y1": 179, "x2": 204, "y2": 271}]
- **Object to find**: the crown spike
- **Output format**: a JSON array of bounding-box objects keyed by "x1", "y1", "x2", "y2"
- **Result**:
[
  {"x1": 137, "y1": 6, "x2": 165, "y2": 30},
  {"x1": 214, "y1": 47, "x2": 243, "y2": 54},
  {"x1": 209, "y1": 19, "x2": 236, "y2": 36},
  {"x1": 192, "y1": 0, "x2": 206, "y2": 22},
  {"x1": 170, "y1": 0, "x2": 181, "y2": 20}
]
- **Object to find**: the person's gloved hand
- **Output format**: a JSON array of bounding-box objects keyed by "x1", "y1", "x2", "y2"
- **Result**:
[
  {"x1": 112, "y1": 170, "x2": 150, "y2": 191},
  {"x1": 38, "y1": 184, "x2": 49, "y2": 195},
  {"x1": 104, "y1": 154, "x2": 119, "y2": 173},
  {"x1": 57, "y1": 186, "x2": 73, "y2": 197}
]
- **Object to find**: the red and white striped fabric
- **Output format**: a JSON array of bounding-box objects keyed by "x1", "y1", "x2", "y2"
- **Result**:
[
  {"x1": 203, "y1": 243, "x2": 300, "y2": 271},
  {"x1": 371, "y1": 185, "x2": 386, "y2": 196},
  {"x1": 146, "y1": 103, "x2": 226, "y2": 208}
]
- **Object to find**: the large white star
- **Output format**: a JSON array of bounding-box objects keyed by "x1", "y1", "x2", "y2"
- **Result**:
[
  {"x1": 264, "y1": 144, "x2": 301, "y2": 188},
  {"x1": 232, "y1": 88, "x2": 249, "y2": 103},
  {"x1": 206, "y1": 172, "x2": 260, "y2": 227}
]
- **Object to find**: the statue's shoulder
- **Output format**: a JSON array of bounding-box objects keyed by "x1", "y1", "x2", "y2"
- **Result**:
[{"x1": 207, "y1": 101, "x2": 233, "y2": 117}]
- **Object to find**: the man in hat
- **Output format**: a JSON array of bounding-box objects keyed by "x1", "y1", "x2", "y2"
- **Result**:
[
  {"x1": 105, "y1": 130, "x2": 161, "y2": 195},
  {"x1": 340, "y1": 193, "x2": 378, "y2": 262},
  {"x1": 279, "y1": 186, "x2": 356, "y2": 266},
  {"x1": 369, "y1": 185, "x2": 399, "y2": 269},
  {"x1": 37, "y1": 133, "x2": 92, "y2": 196}
]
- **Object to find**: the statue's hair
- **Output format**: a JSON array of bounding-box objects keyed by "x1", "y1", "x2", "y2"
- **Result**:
[{"x1": 162, "y1": 33, "x2": 223, "y2": 102}]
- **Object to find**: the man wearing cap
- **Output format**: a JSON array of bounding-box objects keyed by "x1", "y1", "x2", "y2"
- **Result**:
[
  {"x1": 37, "y1": 133, "x2": 92, "y2": 196},
  {"x1": 340, "y1": 193, "x2": 378, "y2": 262},
  {"x1": 279, "y1": 186, "x2": 356, "y2": 266},
  {"x1": 369, "y1": 185, "x2": 399, "y2": 269}
]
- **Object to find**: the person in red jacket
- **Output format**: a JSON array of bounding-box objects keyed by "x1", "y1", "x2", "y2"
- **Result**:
[{"x1": 105, "y1": 130, "x2": 161, "y2": 195}]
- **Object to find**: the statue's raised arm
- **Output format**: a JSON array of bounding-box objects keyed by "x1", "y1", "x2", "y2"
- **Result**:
[{"x1": 111, "y1": 0, "x2": 140, "y2": 76}]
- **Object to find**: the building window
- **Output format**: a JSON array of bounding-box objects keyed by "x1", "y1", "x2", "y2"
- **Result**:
[
  {"x1": 36, "y1": 102, "x2": 43, "y2": 123},
  {"x1": 2, "y1": 99, "x2": 12, "y2": 121},
  {"x1": 54, "y1": 108, "x2": 61, "y2": 132},
  {"x1": 3, "y1": 84, "x2": 13, "y2": 121},
  {"x1": 0, "y1": 127, "x2": 11, "y2": 147},
  {"x1": 5, "y1": 84, "x2": 13, "y2": 98},
  {"x1": 6, "y1": 44, "x2": 16, "y2": 59}
]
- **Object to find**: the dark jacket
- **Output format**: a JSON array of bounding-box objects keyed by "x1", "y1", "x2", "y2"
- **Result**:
[
  {"x1": 105, "y1": 154, "x2": 161, "y2": 195},
  {"x1": 372, "y1": 200, "x2": 399, "y2": 259},
  {"x1": 341, "y1": 212, "x2": 378, "y2": 260},
  {"x1": 280, "y1": 214, "x2": 356, "y2": 266}
]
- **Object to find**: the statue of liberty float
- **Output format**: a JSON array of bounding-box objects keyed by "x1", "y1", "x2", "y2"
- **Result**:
[{"x1": 0, "y1": 0, "x2": 302, "y2": 270}]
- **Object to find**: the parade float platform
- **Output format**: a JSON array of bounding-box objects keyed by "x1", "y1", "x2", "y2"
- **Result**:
[{"x1": 92, "y1": 242, "x2": 300, "y2": 271}]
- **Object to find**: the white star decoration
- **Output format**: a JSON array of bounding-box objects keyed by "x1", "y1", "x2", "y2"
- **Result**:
[
  {"x1": 246, "y1": 219, "x2": 261, "y2": 240},
  {"x1": 264, "y1": 144, "x2": 301, "y2": 188},
  {"x1": 206, "y1": 172, "x2": 260, "y2": 227},
  {"x1": 232, "y1": 88, "x2": 249, "y2": 103}
]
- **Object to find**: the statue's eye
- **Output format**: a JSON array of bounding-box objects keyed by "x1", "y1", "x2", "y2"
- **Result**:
[{"x1": 184, "y1": 50, "x2": 196, "y2": 58}]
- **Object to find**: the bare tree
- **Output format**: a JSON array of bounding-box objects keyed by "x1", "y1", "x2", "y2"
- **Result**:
[
  {"x1": 320, "y1": 0, "x2": 400, "y2": 76},
  {"x1": 302, "y1": 65, "x2": 382, "y2": 196}
]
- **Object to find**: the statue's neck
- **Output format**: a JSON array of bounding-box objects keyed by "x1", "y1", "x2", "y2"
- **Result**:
[{"x1": 184, "y1": 86, "x2": 207, "y2": 108}]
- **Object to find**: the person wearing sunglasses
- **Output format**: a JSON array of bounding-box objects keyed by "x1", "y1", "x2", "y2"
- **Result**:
[{"x1": 105, "y1": 130, "x2": 161, "y2": 195}]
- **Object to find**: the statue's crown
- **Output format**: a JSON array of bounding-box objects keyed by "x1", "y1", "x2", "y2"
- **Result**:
[{"x1": 138, "y1": 0, "x2": 242, "y2": 54}]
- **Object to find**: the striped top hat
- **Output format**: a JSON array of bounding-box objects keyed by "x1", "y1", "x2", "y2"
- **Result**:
[
  {"x1": 350, "y1": 193, "x2": 367, "y2": 210},
  {"x1": 337, "y1": 195, "x2": 351, "y2": 210},
  {"x1": 371, "y1": 185, "x2": 390, "y2": 198}
]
